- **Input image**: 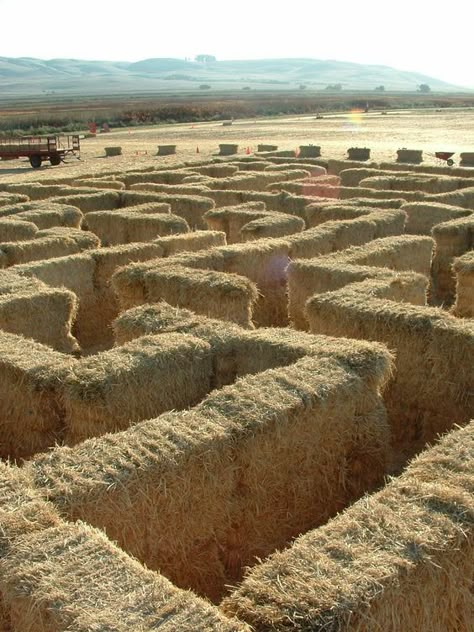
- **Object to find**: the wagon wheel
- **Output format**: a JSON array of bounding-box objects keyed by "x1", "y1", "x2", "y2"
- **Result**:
[
  {"x1": 50, "y1": 154, "x2": 61, "y2": 166},
  {"x1": 447, "y1": 158, "x2": 454, "y2": 166},
  {"x1": 29, "y1": 155, "x2": 42, "y2": 169}
]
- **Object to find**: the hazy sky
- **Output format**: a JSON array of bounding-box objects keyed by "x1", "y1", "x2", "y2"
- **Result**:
[{"x1": 1, "y1": 0, "x2": 472, "y2": 86}]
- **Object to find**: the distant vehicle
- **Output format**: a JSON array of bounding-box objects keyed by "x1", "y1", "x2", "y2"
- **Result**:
[{"x1": 0, "y1": 135, "x2": 80, "y2": 168}]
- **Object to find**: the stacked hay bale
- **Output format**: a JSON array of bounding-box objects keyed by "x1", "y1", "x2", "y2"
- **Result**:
[
  {"x1": 0, "y1": 192, "x2": 29, "y2": 207},
  {"x1": 0, "y1": 201, "x2": 83, "y2": 229},
  {"x1": 26, "y1": 329, "x2": 392, "y2": 600},
  {"x1": 401, "y1": 201, "x2": 472, "y2": 234},
  {"x1": 452, "y1": 250, "x2": 474, "y2": 317},
  {"x1": 288, "y1": 235, "x2": 433, "y2": 329},
  {"x1": 306, "y1": 277, "x2": 474, "y2": 466},
  {"x1": 222, "y1": 421, "x2": 474, "y2": 632},
  {"x1": 430, "y1": 214, "x2": 474, "y2": 305},
  {"x1": 0, "y1": 218, "x2": 38, "y2": 242},
  {"x1": 0, "y1": 270, "x2": 79, "y2": 353}
]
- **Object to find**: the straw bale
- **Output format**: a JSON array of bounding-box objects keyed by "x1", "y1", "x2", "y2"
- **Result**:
[
  {"x1": 360, "y1": 174, "x2": 463, "y2": 194},
  {"x1": 0, "y1": 192, "x2": 29, "y2": 207},
  {"x1": 193, "y1": 164, "x2": 239, "y2": 178},
  {"x1": 327, "y1": 158, "x2": 379, "y2": 175},
  {"x1": 5, "y1": 183, "x2": 102, "y2": 200},
  {"x1": 304, "y1": 202, "x2": 372, "y2": 227},
  {"x1": 0, "y1": 331, "x2": 75, "y2": 459},
  {"x1": 85, "y1": 209, "x2": 188, "y2": 246},
  {"x1": 221, "y1": 240, "x2": 291, "y2": 326},
  {"x1": 77, "y1": 177, "x2": 126, "y2": 190},
  {"x1": 230, "y1": 161, "x2": 271, "y2": 171},
  {"x1": 401, "y1": 201, "x2": 472, "y2": 234},
  {"x1": 266, "y1": 162, "x2": 326, "y2": 176},
  {"x1": 130, "y1": 182, "x2": 211, "y2": 195},
  {"x1": 143, "y1": 265, "x2": 258, "y2": 328},
  {"x1": 307, "y1": 279, "x2": 474, "y2": 464},
  {"x1": 1, "y1": 521, "x2": 248, "y2": 632},
  {"x1": 0, "y1": 201, "x2": 83, "y2": 227},
  {"x1": 120, "y1": 169, "x2": 194, "y2": 187},
  {"x1": 204, "y1": 202, "x2": 268, "y2": 243},
  {"x1": 49, "y1": 191, "x2": 120, "y2": 212},
  {"x1": 120, "y1": 191, "x2": 215, "y2": 229},
  {"x1": 0, "y1": 218, "x2": 37, "y2": 242},
  {"x1": 430, "y1": 215, "x2": 474, "y2": 305},
  {"x1": 452, "y1": 250, "x2": 474, "y2": 317},
  {"x1": 0, "y1": 269, "x2": 80, "y2": 353},
  {"x1": 240, "y1": 213, "x2": 304, "y2": 241},
  {"x1": 27, "y1": 344, "x2": 390, "y2": 600},
  {"x1": 430, "y1": 186, "x2": 474, "y2": 210},
  {"x1": 62, "y1": 334, "x2": 212, "y2": 443},
  {"x1": 222, "y1": 421, "x2": 474, "y2": 632},
  {"x1": 155, "y1": 229, "x2": 226, "y2": 256}
]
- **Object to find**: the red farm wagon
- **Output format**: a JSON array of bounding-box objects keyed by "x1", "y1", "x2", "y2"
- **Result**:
[{"x1": 0, "y1": 134, "x2": 80, "y2": 168}]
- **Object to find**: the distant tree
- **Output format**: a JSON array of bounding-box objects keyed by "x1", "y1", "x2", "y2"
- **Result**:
[
  {"x1": 195, "y1": 55, "x2": 216, "y2": 63},
  {"x1": 325, "y1": 83, "x2": 342, "y2": 91},
  {"x1": 418, "y1": 83, "x2": 431, "y2": 93},
  {"x1": 375, "y1": 85, "x2": 385, "y2": 92},
  {"x1": 199, "y1": 84, "x2": 211, "y2": 90}
]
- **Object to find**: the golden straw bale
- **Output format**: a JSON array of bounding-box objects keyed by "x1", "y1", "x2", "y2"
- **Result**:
[
  {"x1": 120, "y1": 169, "x2": 194, "y2": 187},
  {"x1": 240, "y1": 213, "x2": 305, "y2": 241},
  {"x1": 193, "y1": 164, "x2": 239, "y2": 178},
  {"x1": 430, "y1": 215, "x2": 474, "y2": 305},
  {"x1": 0, "y1": 201, "x2": 83, "y2": 227},
  {"x1": 5, "y1": 183, "x2": 102, "y2": 200},
  {"x1": 0, "y1": 218, "x2": 37, "y2": 242},
  {"x1": 0, "y1": 270, "x2": 79, "y2": 353},
  {"x1": 360, "y1": 174, "x2": 464, "y2": 194},
  {"x1": 307, "y1": 278, "x2": 474, "y2": 465},
  {"x1": 304, "y1": 202, "x2": 372, "y2": 227},
  {"x1": 265, "y1": 162, "x2": 326, "y2": 176},
  {"x1": 0, "y1": 521, "x2": 248, "y2": 632},
  {"x1": 78, "y1": 178, "x2": 126, "y2": 190},
  {"x1": 154, "y1": 229, "x2": 226, "y2": 256},
  {"x1": 452, "y1": 250, "x2": 474, "y2": 317},
  {"x1": 63, "y1": 334, "x2": 212, "y2": 444},
  {"x1": 130, "y1": 182, "x2": 211, "y2": 195},
  {"x1": 120, "y1": 191, "x2": 215, "y2": 229},
  {"x1": 401, "y1": 201, "x2": 472, "y2": 234},
  {"x1": 27, "y1": 340, "x2": 391, "y2": 600},
  {"x1": 204, "y1": 202, "x2": 268, "y2": 243},
  {"x1": 222, "y1": 421, "x2": 474, "y2": 632},
  {"x1": 50, "y1": 191, "x2": 120, "y2": 212},
  {"x1": 430, "y1": 186, "x2": 474, "y2": 209},
  {"x1": 0, "y1": 331, "x2": 75, "y2": 460},
  {"x1": 0, "y1": 192, "x2": 29, "y2": 207}
]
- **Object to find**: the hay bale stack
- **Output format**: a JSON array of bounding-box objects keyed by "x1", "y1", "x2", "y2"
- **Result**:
[
  {"x1": 265, "y1": 162, "x2": 327, "y2": 176},
  {"x1": 63, "y1": 334, "x2": 212, "y2": 444},
  {"x1": 0, "y1": 218, "x2": 38, "y2": 242},
  {"x1": 219, "y1": 143, "x2": 239, "y2": 155},
  {"x1": 361, "y1": 174, "x2": 463, "y2": 194},
  {"x1": 452, "y1": 250, "x2": 474, "y2": 317},
  {"x1": 267, "y1": 176, "x2": 341, "y2": 196},
  {"x1": 15, "y1": 204, "x2": 83, "y2": 229},
  {"x1": 85, "y1": 209, "x2": 188, "y2": 246},
  {"x1": 204, "y1": 202, "x2": 268, "y2": 243},
  {"x1": 142, "y1": 265, "x2": 258, "y2": 328},
  {"x1": 401, "y1": 201, "x2": 472, "y2": 234},
  {"x1": 240, "y1": 213, "x2": 304, "y2": 241},
  {"x1": 339, "y1": 167, "x2": 392, "y2": 187},
  {"x1": 257, "y1": 144, "x2": 278, "y2": 152},
  {"x1": 203, "y1": 173, "x2": 285, "y2": 192},
  {"x1": 397, "y1": 148, "x2": 423, "y2": 163},
  {"x1": 304, "y1": 202, "x2": 372, "y2": 227},
  {"x1": 430, "y1": 215, "x2": 474, "y2": 305},
  {"x1": 155, "y1": 229, "x2": 226, "y2": 256},
  {"x1": 222, "y1": 421, "x2": 474, "y2": 632},
  {"x1": 119, "y1": 191, "x2": 215, "y2": 229},
  {"x1": 78, "y1": 178, "x2": 126, "y2": 190},
  {"x1": 0, "y1": 192, "x2": 29, "y2": 207},
  {"x1": 347, "y1": 146, "x2": 371, "y2": 161},
  {"x1": 288, "y1": 235, "x2": 432, "y2": 329},
  {"x1": 27, "y1": 340, "x2": 391, "y2": 600},
  {"x1": 0, "y1": 270, "x2": 79, "y2": 353},
  {"x1": 193, "y1": 164, "x2": 240, "y2": 178},
  {"x1": 129, "y1": 182, "x2": 211, "y2": 195},
  {"x1": 120, "y1": 169, "x2": 193, "y2": 187},
  {"x1": 50, "y1": 191, "x2": 120, "y2": 213},
  {"x1": 157, "y1": 144, "x2": 177, "y2": 155},
  {"x1": 299, "y1": 145, "x2": 321, "y2": 158},
  {"x1": 1, "y1": 521, "x2": 248, "y2": 631},
  {"x1": 460, "y1": 151, "x2": 474, "y2": 166},
  {"x1": 104, "y1": 146, "x2": 122, "y2": 156},
  {"x1": 327, "y1": 158, "x2": 379, "y2": 175},
  {"x1": 306, "y1": 278, "x2": 474, "y2": 465},
  {"x1": 0, "y1": 331, "x2": 74, "y2": 459},
  {"x1": 428, "y1": 186, "x2": 474, "y2": 210}
]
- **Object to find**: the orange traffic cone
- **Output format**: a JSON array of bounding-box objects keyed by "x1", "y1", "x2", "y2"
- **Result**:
[
  {"x1": 246, "y1": 147, "x2": 251, "y2": 155},
  {"x1": 196, "y1": 146, "x2": 200, "y2": 154}
]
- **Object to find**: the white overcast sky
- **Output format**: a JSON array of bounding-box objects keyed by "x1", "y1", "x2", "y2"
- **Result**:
[{"x1": 1, "y1": 0, "x2": 472, "y2": 87}]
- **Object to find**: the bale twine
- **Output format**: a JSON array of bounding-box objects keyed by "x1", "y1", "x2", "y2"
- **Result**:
[
  {"x1": 104, "y1": 146, "x2": 122, "y2": 157},
  {"x1": 299, "y1": 145, "x2": 321, "y2": 158},
  {"x1": 396, "y1": 148, "x2": 423, "y2": 164},
  {"x1": 157, "y1": 145, "x2": 177, "y2": 156},
  {"x1": 460, "y1": 152, "x2": 474, "y2": 167},
  {"x1": 257, "y1": 144, "x2": 279, "y2": 152},
  {"x1": 219, "y1": 144, "x2": 239, "y2": 156},
  {"x1": 347, "y1": 147, "x2": 371, "y2": 161}
]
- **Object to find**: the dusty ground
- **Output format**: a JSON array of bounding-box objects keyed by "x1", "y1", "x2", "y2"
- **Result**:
[{"x1": 1, "y1": 108, "x2": 473, "y2": 182}]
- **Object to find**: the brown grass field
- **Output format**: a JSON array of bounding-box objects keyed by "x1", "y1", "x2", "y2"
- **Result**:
[{"x1": 0, "y1": 106, "x2": 472, "y2": 631}]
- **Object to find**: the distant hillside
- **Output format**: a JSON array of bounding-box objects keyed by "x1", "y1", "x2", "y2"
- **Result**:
[{"x1": 0, "y1": 56, "x2": 468, "y2": 97}]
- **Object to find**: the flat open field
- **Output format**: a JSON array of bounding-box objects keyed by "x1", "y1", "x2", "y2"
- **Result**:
[{"x1": 1, "y1": 107, "x2": 473, "y2": 180}]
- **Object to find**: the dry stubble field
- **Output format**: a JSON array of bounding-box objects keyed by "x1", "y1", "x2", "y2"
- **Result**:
[{"x1": 0, "y1": 107, "x2": 472, "y2": 632}]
